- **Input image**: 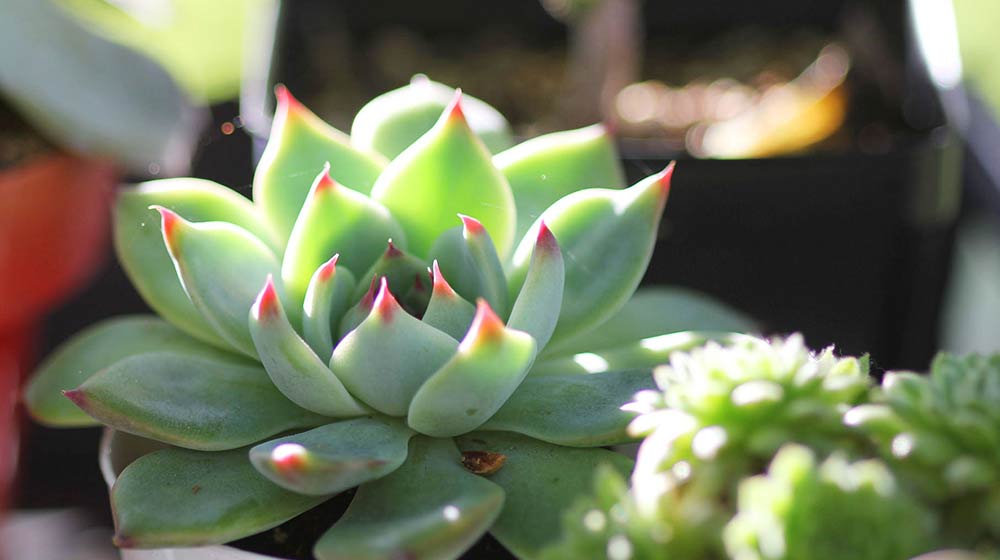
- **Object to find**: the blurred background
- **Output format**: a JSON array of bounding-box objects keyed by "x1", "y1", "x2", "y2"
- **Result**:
[{"x1": 2, "y1": 0, "x2": 999, "y2": 557}]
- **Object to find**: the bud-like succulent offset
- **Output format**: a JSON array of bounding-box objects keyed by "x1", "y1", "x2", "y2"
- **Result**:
[
  {"x1": 723, "y1": 444, "x2": 934, "y2": 560},
  {"x1": 25, "y1": 77, "x2": 754, "y2": 558},
  {"x1": 847, "y1": 353, "x2": 1000, "y2": 545}
]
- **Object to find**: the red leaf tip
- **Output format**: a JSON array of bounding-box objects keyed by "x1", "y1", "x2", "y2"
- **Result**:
[
  {"x1": 654, "y1": 161, "x2": 675, "y2": 199},
  {"x1": 318, "y1": 254, "x2": 340, "y2": 282},
  {"x1": 360, "y1": 276, "x2": 379, "y2": 309},
  {"x1": 62, "y1": 388, "x2": 86, "y2": 408},
  {"x1": 536, "y1": 221, "x2": 559, "y2": 253},
  {"x1": 150, "y1": 205, "x2": 183, "y2": 247},
  {"x1": 459, "y1": 214, "x2": 485, "y2": 236},
  {"x1": 430, "y1": 260, "x2": 458, "y2": 298},
  {"x1": 252, "y1": 275, "x2": 281, "y2": 320},
  {"x1": 373, "y1": 277, "x2": 400, "y2": 321},
  {"x1": 446, "y1": 89, "x2": 466, "y2": 122},
  {"x1": 462, "y1": 299, "x2": 505, "y2": 350},
  {"x1": 312, "y1": 162, "x2": 337, "y2": 194},
  {"x1": 271, "y1": 443, "x2": 310, "y2": 472},
  {"x1": 274, "y1": 84, "x2": 304, "y2": 115},
  {"x1": 384, "y1": 239, "x2": 403, "y2": 258}
]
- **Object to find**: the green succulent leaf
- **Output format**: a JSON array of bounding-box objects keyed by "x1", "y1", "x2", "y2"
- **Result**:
[
  {"x1": 66, "y1": 352, "x2": 325, "y2": 451},
  {"x1": 25, "y1": 316, "x2": 243, "y2": 427},
  {"x1": 154, "y1": 206, "x2": 290, "y2": 357},
  {"x1": 456, "y1": 431, "x2": 633, "y2": 557},
  {"x1": 480, "y1": 370, "x2": 655, "y2": 447},
  {"x1": 507, "y1": 223, "x2": 565, "y2": 351},
  {"x1": 249, "y1": 277, "x2": 368, "y2": 418},
  {"x1": 254, "y1": 86, "x2": 387, "y2": 242},
  {"x1": 494, "y1": 123, "x2": 625, "y2": 241},
  {"x1": 249, "y1": 417, "x2": 413, "y2": 496},
  {"x1": 112, "y1": 446, "x2": 327, "y2": 548},
  {"x1": 314, "y1": 436, "x2": 504, "y2": 560},
  {"x1": 282, "y1": 164, "x2": 406, "y2": 305},
  {"x1": 115, "y1": 179, "x2": 276, "y2": 348},
  {"x1": 338, "y1": 278, "x2": 378, "y2": 339},
  {"x1": 528, "y1": 331, "x2": 745, "y2": 376},
  {"x1": 330, "y1": 280, "x2": 458, "y2": 416},
  {"x1": 351, "y1": 75, "x2": 514, "y2": 159},
  {"x1": 370, "y1": 92, "x2": 517, "y2": 259},
  {"x1": 408, "y1": 300, "x2": 537, "y2": 437},
  {"x1": 352, "y1": 242, "x2": 429, "y2": 303},
  {"x1": 421, "y1": 261, "x2": 477, "y2": 340},
  {"x1": 544, "y1": 286, "x2": 757, "y2": 357},
  {"x1": 302, "y1": 256, "x2": 357, "y2": 361},
  {"x1": 428, "y1": 217, "x2": 509, "y2": 317},
  {"x1": 509, "y1": 165, "x2": 674, "y2": 344}
]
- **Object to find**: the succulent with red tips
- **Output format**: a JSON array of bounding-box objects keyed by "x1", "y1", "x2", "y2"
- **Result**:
[{"x1": 24, "y1": 78, "x2": 753, "y2": 558}]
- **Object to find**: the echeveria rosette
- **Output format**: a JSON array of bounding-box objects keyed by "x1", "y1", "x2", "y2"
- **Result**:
[
  {"x1": 25, "y1": 80, "x2": 753, "y2": 558},
  {"x1": 846, "y1": 353, "x2": 1000, "y2": 546},
  {"x1": 723, "y1": 445, "x2": 935, "y2": 560}
]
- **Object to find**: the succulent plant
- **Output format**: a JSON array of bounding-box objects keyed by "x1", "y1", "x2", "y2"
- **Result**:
[
  {"x1": 723, "y1": 444, "x2": 934, "y2": 560},
  {"x1": 846, "y1": 353, "x2": 1000, "y2": 546},
  {"x1": 26, "y1": 78, "x2": 752, "y2": 558}
]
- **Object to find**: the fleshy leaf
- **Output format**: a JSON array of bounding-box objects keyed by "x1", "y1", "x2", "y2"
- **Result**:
[
  {"x1": 494, "y1": 123, "x2": 625, "y2": 241},
  {"x1": 407, "y1": 300, "x2": 537, "y2": 437},
  {"x1": 330, "y1": 280, "x2": 458, "y2": 416},
  {"x1": 25, "y1": 316, "x2": 245, "y2": 427},
  {"x1": 249, "y1": 417, "x2": 413, "y2": 496},
  {"x1": 509, "y1": 164, "x2": 674, "y2": 344},
  {"x1": 456, "y1": 432, "x2": 633, "y2": 557},
  {"x1": 543, "y1": 286, "x2": 756, "y2": 357},
  {"x1": 313, "y1": 436, "x2": 504, "y2": 560},
  {"x1": 480, "y1": 370, "x2": 654, "y2": 447},
  {"x1": 254, "y1": 86, "x2": 387, "y2": 241},
  {"x1": 112, "y1": 446, "x2": 327, "y2": 548},
  {"x1": 528, "y1": 331, "x2": 747, "y2": 376},
  {"x1": 421, "y1": 261, "x2": 477, "y2": 340},
  {"x1": 338, "y1": 277, "x2": 378, "y2": 339},
  {"x1": 66, "y1": 352, "x2": 324, "y2": 451},
  {"x1": 507, "y1": 222, "x2": 564, "y2": 351},
  {"x1": 155, "y1": 206, "x2": 287, "y2": 357},
  {"x1": 250, "y1": 277, "x2": 368, "y2": 418},
  {"x1": 282, "y1": 164, "x2": 405, "y2": 305},
  {"x1": 115, "y1": 179, "x2": 275, "y2": 348},
  {"x1": 428, "y1": 216, "x2": 509, "y2": 316},
  {"x1": 352, "y1": 241, "x2": 429, "y2": 304},
  {"x1": 351, "y1": 75, "x2": 514, "y2": 159},
  {"x1": 303, "y1": 255, "x2": 357, "y2": 361},
  {"x1": 370, "y1": 91, "x2": 517, "y2": 259}
]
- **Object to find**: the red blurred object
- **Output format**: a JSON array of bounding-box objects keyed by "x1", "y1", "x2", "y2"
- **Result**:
[{"x1": 0, "y1": 153, "x2": 117, "y2": 518}]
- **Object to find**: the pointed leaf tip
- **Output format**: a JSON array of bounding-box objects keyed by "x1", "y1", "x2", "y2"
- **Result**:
[
  {"x1": 318, "y1": 254, "x2": 340, "y2": 282},
  {"x1": 271, "y1": 442, "x2": 310, "y2": 472},
  {"x1": 312, "y1": 162, "x2": 337, "y2": 194},
  {"x1": 374, "y1": 277, "x2": 401, "y2": 320},
  {"x1": 431, "y1": 260, "x2": 458, "y2": 298},
  {"x1": 459, "y1": 214, "x2": 485, "y2": 236},
  {"x1": 655, "y1": 161, "x2": 675, "y2": 199},
  {"x1": 360, "y1": 276, "x2": 379, "y2": 309},
  {"x1": 536, "y1": 221, "x2": 559, "y2": 253},
  {"x1": 62, "y1": 388, "x2": 86, "y2": 408},
  {"x1": 149, "y1": 205, "x2": 183, "y2": 245},
  {"x1": 274, "y1": 84, "x2": 304, "y2": 114},
  {"x1": 446, "y1": 88, "x2": 465, "y2": 122},
  {"x1": 251, "y1": 275, "x2": 280, "y2": 321},
  {"x1": 385, "y1": 239, "x2": 403, "y2": 258},
  {"x1": 463, "y1": 299, "x2": 505, "y2": 350}
]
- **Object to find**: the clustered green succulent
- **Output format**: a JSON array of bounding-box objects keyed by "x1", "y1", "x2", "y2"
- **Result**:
[
  {"x1": 25, "y1": 77, "x2": 755, "y2": 558},
  {"x1": 545, "y1": 336, "x2": 1000, "y2": 560}
]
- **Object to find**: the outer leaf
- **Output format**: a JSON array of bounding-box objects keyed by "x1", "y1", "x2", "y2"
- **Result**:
[
  {"x1": 66, "y1": 352, "x2": 324, "y2": 451},
  {"x1": 422, "y1": 261, "x2": 476, "y2": 340},
  {"x1": 456, "y1": 432, "x2": 633, "y2": 557},
  {"x1": 427, "y1": 216, "x2": 509, "y2": 316},
  {"x1": 25, "y1": 316, "x2": 238, "y2": 427},
  {"x1": 479, "y1": 370, "x2": 655, "y2": 447},
  {"x1": 528, "y1": 331, "x2": 747, "y2": 376},
  {"x1": 115, "y1": 179, "x2": 275, "y2": 348},
  {"x1": 507, "y1": 222, "x2": 564, "y2": 351},
  {"x1": 155, "y1": 206, "x2": 285, "y2": 357},
  {"x1": 494, "y1": 123, "x2": 625, "y2": 241},
  {"x1": 112, "y1": 447, "x2": 327, "y2": 548},
  {"x1": 0, "y1": 0, "x2": 203, "y2": 174},
  {"x1": 281, "y1": 164, "x2": 405, "y2": 305},
  {"x1": 249, "y1": 277, "x2": 367, "y2": 418},
  {"x1": 509, "y1": 164, "x2": 674, "y2": 344},
  {"x1": 370, "y1": 92, "x2": 517, "y2": 259},
  {"x1": 544, "y1": 286, "x2": 756, "y2": 357},
  {"x1": 303, "y1": 255, "x2": 357, "y2": 361},
  {"x1": 330, "y1": 280, "x2": 458, "y2": 416},
  {"x1": 351, "y1": 75, "x2": 514, "y2": 159},
  {"x1": 249, "y1": 417, "x2": 413, "y2": 496},
  {"x1": 254, "y1": 86, "x2": 387, "y2": 241},
  {"x1": 408, "y1": 300, "x2": 537, "y2": 437},
  {"x1": 314, "y1": 436, "x2": 504, "y2": 560}
]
